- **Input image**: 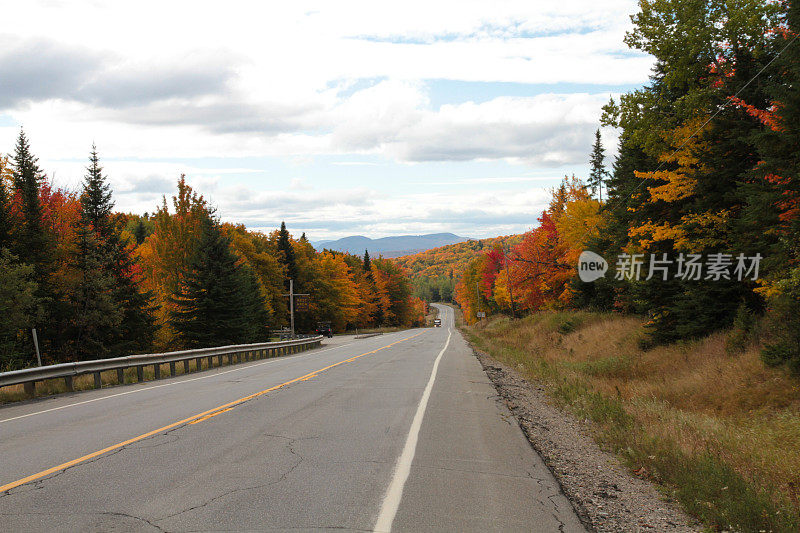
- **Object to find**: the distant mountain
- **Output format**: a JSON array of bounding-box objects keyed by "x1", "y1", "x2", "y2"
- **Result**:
[{"x1": 314, "y1": 233, "x2": 470, "y2": 258}]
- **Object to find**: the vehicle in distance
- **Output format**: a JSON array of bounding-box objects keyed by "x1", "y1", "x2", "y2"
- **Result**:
[
  {"x1": 316, "y1": 321, "x2": 333, "y2": 337},
  {"x1": 433, "y1": 318, "x2": 442, "y2": 327}
]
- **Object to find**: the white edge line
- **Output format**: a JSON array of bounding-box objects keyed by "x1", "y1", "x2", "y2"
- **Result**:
[
  {"x1": 0, "y1": 333, "x2": 420, "y2": 425},
  {"x1": 374, "y1": 310, "x2": 451, "y2": 533}
]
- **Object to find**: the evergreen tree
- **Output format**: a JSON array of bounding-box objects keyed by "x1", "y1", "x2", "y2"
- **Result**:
[
  {"x1": 170, "y1": 215, "x2": 269, "y2": 348},
  {"x1": 81, "y1": 145, "x2": 114, "y2": 235},
  {"x1": 363, "y1": 249, "x2": 371, "y2": 273},
  {"x1": 750, "y1": 0, "x2": 800, "y2": 370},
  {"x1": 132, "y1": 218, "x2": 148, "y2": 244},
  {"x1": 10, "y1": 131, "x2": 57, "y2": 359},
  {"x1": 0, "y1": 249, "x2": 38, "y2": 370},
  {"x1": 68, "y1": 225, "x2": 122, "y2": 360},
  {"x1": 277, "y1": 221, "x2": 297, "y2": 286},
  {"x1": 11, "y1": 130, "x2": 52, "y2": 285},
  {"x1": 71, "y1": 147, "x2": 155, "y2": 358},
  {"x1": 588, "y1": 129, "x2": 607, "y2": 200}
]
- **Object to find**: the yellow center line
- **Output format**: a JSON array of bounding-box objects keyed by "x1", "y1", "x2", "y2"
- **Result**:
[
  {"x1": 0, "y1": 331, "x2": 426, "y2": 494},
  {"x1": 188, "y1": 407, "x2": 233, "y2": 425}
]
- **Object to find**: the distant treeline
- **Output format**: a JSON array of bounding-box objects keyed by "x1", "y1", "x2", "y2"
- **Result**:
[{"x1": 0, "y1": 133, "x2": 425, "y2": 370}]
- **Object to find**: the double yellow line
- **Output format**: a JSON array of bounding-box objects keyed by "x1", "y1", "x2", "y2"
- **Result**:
[{"x1": 0, "y1": 331, "x2": 425, "y2": 494}]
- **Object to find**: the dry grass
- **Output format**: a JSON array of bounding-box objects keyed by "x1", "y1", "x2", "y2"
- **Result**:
[{"x1": 462, "y1": 309, "x2": 800, "y2": 532}]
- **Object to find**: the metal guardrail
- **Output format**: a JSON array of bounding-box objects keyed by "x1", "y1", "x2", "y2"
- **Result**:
[{"x1": 0, "y1": 336, "x2": 324, "y2": 396}]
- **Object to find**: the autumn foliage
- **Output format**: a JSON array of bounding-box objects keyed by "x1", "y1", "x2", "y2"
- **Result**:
[
  {"x1": 0, "y1": 140, "x2": 424, "y2": 370},
  {"x1": 454, "y1": 177, "x2": 600, "y2": 323}
]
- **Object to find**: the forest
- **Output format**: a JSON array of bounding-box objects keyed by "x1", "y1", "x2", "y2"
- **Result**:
[
  {"x1": 0, "y1": 136, "x2": 425, "y2": 371},
  {"x1": 395, "y1": 235, "x2": 522, "y2": 303},
  {"x1": 450, "y1": 0, "x2": 800, "y2": 372}
]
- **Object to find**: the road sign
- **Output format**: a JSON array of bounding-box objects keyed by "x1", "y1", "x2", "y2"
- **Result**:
[
  {"x1": 476, "y1": 312, "x2": 486, "y2": 318},
  {"x1": 295, "y1": 294, "x2": 310, "y2": 312}
]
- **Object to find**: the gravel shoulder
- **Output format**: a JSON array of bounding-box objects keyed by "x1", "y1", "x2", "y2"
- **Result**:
[{"x1": 471, "y1": 345, "x2": 700, "y2": 533}]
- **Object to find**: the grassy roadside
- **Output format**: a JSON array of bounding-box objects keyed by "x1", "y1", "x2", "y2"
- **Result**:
[{"x1": 457, "y1": 307, "x2": 800, "y2": 532}]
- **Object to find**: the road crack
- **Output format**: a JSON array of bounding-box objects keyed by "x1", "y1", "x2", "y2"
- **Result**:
[{"x1": 154, "y1": 433, "x2": 306, "y2": 524}]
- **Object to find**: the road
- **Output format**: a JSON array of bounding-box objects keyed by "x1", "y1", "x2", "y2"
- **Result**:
[{"x1": 0, "y1": 305, "x2": 584, "y2": 532}]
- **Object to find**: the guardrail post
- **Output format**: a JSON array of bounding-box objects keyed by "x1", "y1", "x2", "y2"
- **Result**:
[
  {"x1": 117, "y1": 368, "x2": 124, "y2": 384},
  {"x1": 24, "y1": 381, "x2": 35, "y2": 396},
  {"x1": 64, "y1": 375, "x2": 74, "y2": 392},
  {"x1": 169, "y1": 361, "x2": 176, "y2": 377},
  {"x1": 183, "y1": 360, "x2": 189, "y2": 374},
  {"x1": 94, "y1": 372, "x2": 102, "y2": 389},
  {"x1": 137, "y1": 365, "x2": 144, "y2": 382},
  {"x1": 195, "y1": 357, "x2": 202, "y2": 371},
  {"x1": 154, "y1": 364, "x2": 161, "y2": 380},
  {"x1": 207, "y1": 356, "x2": 213, "y2": 368}
]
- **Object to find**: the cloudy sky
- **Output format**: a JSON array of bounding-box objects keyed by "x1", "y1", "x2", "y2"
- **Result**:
[{"x1": 0, "y1": 0, "x2": 652, "y2": 241}]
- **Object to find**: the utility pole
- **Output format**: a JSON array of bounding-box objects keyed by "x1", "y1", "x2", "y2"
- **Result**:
[
  {"x1": 289, "y1": 279, "x2": 294, "y2": 337},
  {"x1": 283, "y1": 279, "x2": 310, "y2": 338},
  {"x1": 475, "y1": 280, "x2": 481, "y2": 323}
]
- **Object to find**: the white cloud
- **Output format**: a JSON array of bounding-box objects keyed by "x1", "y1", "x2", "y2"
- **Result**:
[{"x1": 1, "y1": 0, "x2": 645, "y2": 236}]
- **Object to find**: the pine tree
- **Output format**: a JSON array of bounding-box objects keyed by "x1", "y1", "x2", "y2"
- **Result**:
[
  {"x1": 588, "y1": 129, "x2": 607, "y2": 200},
  {"x1": 81, "y1": 145, "x2": 113, "y2": 236},
  {"x1": 277, "y1": 221, "x2": 297, "y2": 287},
  {"x1": 363, "y1": 249, "x2": 371, "y2": 273},
  {"x1": 0, "y1": 249, "x2": 38, "y2": 370},
  {"x1": 170, "y1": 215, "x2": 269, "y2": 348},
  {"x1": 71, "y1": 147, "x2": 155, "y2": 358},
  {"x1": 132, "y1": 218, "x2": 148, "y2": 244},
  {"x1": 10, "y1": 131, "x2": 57, "y2": 360},
  {"x1": 68, "y1": 224, "x2": 122, "y2": 360},
  {"x1": 11, "y1": 130, "x2": 51, "y2": 283},
  {"x1": 750, "y1": 0, "x2": 800, "y2": 370}
]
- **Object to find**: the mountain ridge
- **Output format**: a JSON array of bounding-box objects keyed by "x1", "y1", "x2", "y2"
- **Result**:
[{"x1": 313, "y1": 232, "x2": 470, "y2": 258}]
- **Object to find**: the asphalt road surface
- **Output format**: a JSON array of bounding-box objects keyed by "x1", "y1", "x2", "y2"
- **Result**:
[{"x1": 0, "y1": 304, "x2": 584, "y2": 532}]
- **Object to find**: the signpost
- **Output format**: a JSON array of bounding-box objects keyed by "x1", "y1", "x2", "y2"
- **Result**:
[
  {"x1": 31, "y1": 328, "x2": 42, "y2": 367},
  {"x1": 283, "y1": 279, "x2": 310, "y2": 338},
  {"x1": 294, "y1": 294, "x2": 310, "y2": 312}
]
